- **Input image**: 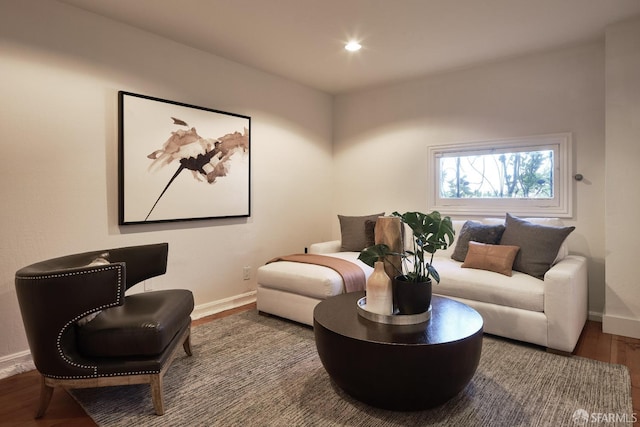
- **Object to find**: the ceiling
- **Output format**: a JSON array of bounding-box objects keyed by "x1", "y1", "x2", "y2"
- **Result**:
[{"x1": 58, "y1": 0, "x2": 640, "y2": 94}]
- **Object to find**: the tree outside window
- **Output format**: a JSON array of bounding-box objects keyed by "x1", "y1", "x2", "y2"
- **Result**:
[
  {"x1": 440, "y1": 150, "x2": 554, "y2": 199},
  {"x1": 428, "y1": 133, "x2": 572, "y2": 218}
]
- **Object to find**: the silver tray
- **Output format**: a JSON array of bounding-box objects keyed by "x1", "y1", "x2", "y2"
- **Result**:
[{"x1": 356, "y1": 297, "x2": 431, "y2": 325}]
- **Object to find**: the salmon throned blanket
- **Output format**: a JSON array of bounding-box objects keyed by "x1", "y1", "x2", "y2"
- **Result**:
[{"x1": 267, "y1": 254, "x2": 366, "y2": 293}]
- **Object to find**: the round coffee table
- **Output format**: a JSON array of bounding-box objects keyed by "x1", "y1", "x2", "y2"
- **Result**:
[{"x1": 313, "y1": 291, "x2": 483, "y2": 410}]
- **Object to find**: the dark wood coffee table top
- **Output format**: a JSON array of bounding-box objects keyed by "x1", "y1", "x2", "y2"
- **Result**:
[
  {"x1": 314, "y1": 291, "x2": 483, "y2": 345},
  {"x1": 313, "y1": 291, "x2": 483, "y2": 410}
]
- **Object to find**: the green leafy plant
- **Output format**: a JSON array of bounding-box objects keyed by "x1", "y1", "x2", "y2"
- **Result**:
[
  {"x1": 358, "y1": 211, "x2": 455, "y2": 283},
  {"x1": 357, "y1": 243, "x2": 402, "y2": 274}
]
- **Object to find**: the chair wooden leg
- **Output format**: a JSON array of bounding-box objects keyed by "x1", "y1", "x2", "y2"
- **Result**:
[
  {"x1": 35, "y1": 375, "x2": 54, "y2": 418},
  {"x1": 183, "y1": 328, "x2": 192, "y2": 356},
  {"x1": 150, "y1": 374, "x2": 164, "y2": 415}
]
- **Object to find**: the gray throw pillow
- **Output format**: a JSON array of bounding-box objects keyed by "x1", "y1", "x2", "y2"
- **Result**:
[
  {"x1": 364, "y1": 219, "x2": 377, "y2": 248},
  {"x1": 451, "y1": 221, "x2": 505, "y2": 262},
  {"x1": 339, "y1": 213, "x2": 384, "y2": 251},
  {"x1": 499, "y1": 213, "x2": 575, "y2": 279}
]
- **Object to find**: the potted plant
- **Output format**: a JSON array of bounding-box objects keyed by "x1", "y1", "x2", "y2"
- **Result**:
[{"x1": 358, "y1": 211, "x2": 455, "y2": 314}]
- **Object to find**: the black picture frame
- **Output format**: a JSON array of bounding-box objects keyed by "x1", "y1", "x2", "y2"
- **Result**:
[{"x1": 118, "y1": 91, "x2": 251, "y2": 225}]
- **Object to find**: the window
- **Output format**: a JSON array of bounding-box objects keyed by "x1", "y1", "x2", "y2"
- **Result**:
[{"x1": 428, "y1": 133, "x2": 572, "y2": 217}]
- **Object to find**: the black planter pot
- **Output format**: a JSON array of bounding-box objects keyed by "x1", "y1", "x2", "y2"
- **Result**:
[{"x1": 392, "y1": 276, "x2": 432, "y2": 315}]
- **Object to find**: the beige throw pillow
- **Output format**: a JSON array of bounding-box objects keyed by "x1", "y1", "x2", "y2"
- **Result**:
[{"x1": 462, "y1": 241, "x2": 520, "y2": 277}]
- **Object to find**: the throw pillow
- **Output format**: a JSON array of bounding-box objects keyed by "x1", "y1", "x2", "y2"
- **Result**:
[
  {"x1": 499, "y1": 213, "x2": 575, "y2": 279},
  {"x1": 483, "y1": 217, "x2": 569, "y2": 264},
  {"x1": 77, "y1": 253, "x2": 111, "y2": 326},
  {"x1": 339, "y1": 213, "x2": 384, "y2": 251},
  {"x1": 451, "y1": 221, "x2": 506, "y2": 262},
  {"x1": 462, "y1": 241, "x2": 520, "y2": 276},
  {"x1": 87, "y1": 255, "x2": 110, "y2": 267},
  {"x1": 364, "y1": 219, "x2": 376, "y2": 248}
]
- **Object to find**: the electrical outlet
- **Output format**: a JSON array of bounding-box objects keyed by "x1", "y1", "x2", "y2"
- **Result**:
[
  {"x1": 144, "y1": 279, "x2": 153, "y2": 291},
  {"x1": 242, "y1": 266, "x2": 251, "y2": 280}
]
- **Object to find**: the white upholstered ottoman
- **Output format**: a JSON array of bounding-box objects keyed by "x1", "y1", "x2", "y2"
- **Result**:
[{"x1": 256, "y1": 243, "x2": 372, "y2": 326}]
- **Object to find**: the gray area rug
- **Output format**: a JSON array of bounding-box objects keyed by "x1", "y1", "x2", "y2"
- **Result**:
[{"x1": 71, "y1": 310, "x2": 633, "y2": 426}]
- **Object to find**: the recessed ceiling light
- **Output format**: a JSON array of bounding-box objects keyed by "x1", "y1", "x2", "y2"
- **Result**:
[{"x1": 345, "y1": 41, "x2": 362, "y2": 52}]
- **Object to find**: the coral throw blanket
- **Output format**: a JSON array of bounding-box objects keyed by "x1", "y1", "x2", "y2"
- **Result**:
[{"x1": 267, "y1": 254, "x2": 366, "y2": 293}]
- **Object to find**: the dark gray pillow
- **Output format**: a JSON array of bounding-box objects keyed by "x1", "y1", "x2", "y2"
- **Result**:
[
  {"x1": 451, "y1": 221, "x2": 505, "y2": 262},
  {"x1": 364, "y1": 219, "x2": 377, "y2": 248},
  {"x1": 499, "y1": 213, "x2": 575, "y2": 279},
  {"x1": 338, "y1": 213, "x2": 384, "y2": 251}
]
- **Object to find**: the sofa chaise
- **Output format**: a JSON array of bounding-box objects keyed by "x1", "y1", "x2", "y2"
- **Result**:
[{"x1": 257, "y1": 214, "x2": 588, "y2": 353}]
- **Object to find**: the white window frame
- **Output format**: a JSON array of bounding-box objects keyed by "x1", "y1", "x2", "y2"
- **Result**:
[{"x1": 427, "y1": 133, "x2": 573, "y2": 218}]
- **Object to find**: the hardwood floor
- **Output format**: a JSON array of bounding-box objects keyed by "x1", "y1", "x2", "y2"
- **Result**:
[
  {"x1": 573, "y1": 320, "x2": 640, "y2": 421},
  {"x1": 1, "y1": 307, "x2": 637, "y2": 427}
]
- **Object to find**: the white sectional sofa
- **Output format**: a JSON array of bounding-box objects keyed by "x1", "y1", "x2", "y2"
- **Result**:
[
  {"x1": 257, "y1": 251, "x2": 373, "y2": 326},
  {"x1": 257, "y1": 216, "x2": 588, "y2": 353}
]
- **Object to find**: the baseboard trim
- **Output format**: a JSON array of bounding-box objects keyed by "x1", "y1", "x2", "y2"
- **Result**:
[
  {"x1": 0, "y1": 349, "x2": 34, "y2": 380},
  {"x1": 603, "y1": 313, "x2": 640, "y2": 339},
  {"x1": 192, "y1": 290, "x2": 257, "y2": 320},
  {"x1": 588, "y1": 310, "x2": 603, "y2": 322}
]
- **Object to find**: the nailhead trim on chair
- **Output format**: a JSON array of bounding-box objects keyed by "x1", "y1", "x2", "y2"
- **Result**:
[
  {"x1": 65, "y1": 266, "x2": 124, "y2": 324},
  {"x1": 45, "y1": 369, "x2": 161, "y2": 380},
  {"x1": 18, "y1": 265, "x2": 124, "y2": 377},
  {"x1": 15, "y1": 265, "x2": 121, "y2": 282}
]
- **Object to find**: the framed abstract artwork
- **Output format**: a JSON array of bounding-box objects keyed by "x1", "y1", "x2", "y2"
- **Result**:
[{"x1": 118, "y1": 91, "x2": 251, "y2": 225}]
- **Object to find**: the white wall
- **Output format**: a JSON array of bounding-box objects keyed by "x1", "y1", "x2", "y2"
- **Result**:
[
  {"x1": 333, "y1": 43, "x2": 607, "y2": 317},
  {"x1": 2, "y1": 1, "x2": 638, "y2": 377},
  {"x1": 0, "y1": 0, "x2": 333, "y2": 374},
  {"x1": 604, "y1": 16, "x2": 640, "y2": 339}
]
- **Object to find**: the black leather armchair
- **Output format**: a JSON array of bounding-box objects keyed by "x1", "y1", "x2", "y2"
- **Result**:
[{"x1": 14, "y1": 243, "x2": 194, "y2": 417}]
